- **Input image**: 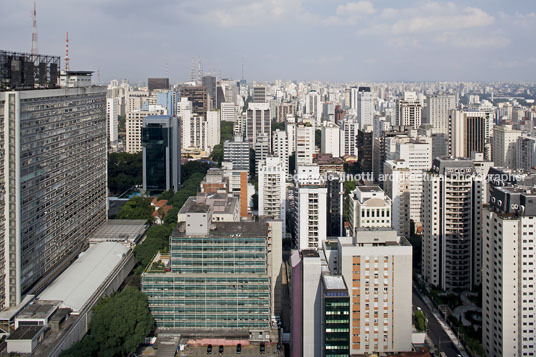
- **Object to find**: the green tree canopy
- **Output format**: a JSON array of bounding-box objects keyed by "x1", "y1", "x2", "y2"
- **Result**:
[
  {"x1": 116, "y1": 196, "x2": 153, "y2": 220},
  {"x1": 108, "y1": 152, "x2": 142, "y2": 195}
]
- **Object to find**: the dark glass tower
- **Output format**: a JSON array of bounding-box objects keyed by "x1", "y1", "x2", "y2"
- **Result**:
[
  {"x1": 141, "y1": 116, "x2": 180, "y2": 193},
  {"x1": 322, "y1": 275, "x2": 350, "y2": 357}
]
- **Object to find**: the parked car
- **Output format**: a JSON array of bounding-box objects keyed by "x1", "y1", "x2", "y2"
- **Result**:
[
  {"x1": 207, "y1": 344, "x2": 212, "y2": 354},
  {"x1": 260, "y1": 342, "x2": 265, "y2": 354},
  {"x1": 236, "y1": 343, "x2": 242, "y2": 354},
  {"x1": 219, "y1": 345, "x2": 224, "y2": 354}
]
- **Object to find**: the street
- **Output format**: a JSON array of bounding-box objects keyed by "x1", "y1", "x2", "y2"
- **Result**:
[{"x1": 412, "y1": 287, "x2": 460, "y2": 357}]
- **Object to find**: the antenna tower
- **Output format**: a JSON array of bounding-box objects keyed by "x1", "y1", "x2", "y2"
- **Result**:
[
  {"x1": 64, "y1": 32, "x2": 70, "y2": 71},
  {"x1": 31, "y1": 0, "x2": 39, "y2": 55}
]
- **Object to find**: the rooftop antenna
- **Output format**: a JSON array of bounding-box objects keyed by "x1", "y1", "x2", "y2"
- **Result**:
[
  {"x1": 190, "y1": 57, "x2": 195, "y2": 82},
  {"x1": 241, "y1": 56, "x2": 245, "y2": 82},
  {"x1": 31, "y1": 0, "x2": 38, "y2": 55},
  {"x1": 198, "y1": 57, "x2": 203, "y2": 83},
  {"x1": 64, "y1": 32, "x2": 70, "y2": 71}
]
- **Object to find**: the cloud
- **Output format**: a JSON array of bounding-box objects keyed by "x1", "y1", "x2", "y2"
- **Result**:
[
  {"x1": 438, "y1": 33, "x2": 510, "y2": 49},
  {"x1": 301, "y1": 56, "x2": 344, "y2": 65},
  {"x1": 390, "y1": 5, "x2": 494, "y2": 35},
  {"x1": 323, "y1": 1, "x2": 375, "y2": 25}
]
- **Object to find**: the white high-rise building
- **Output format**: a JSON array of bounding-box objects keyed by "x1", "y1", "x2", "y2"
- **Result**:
[
  {"x1": 338, "y1": 230, "x2": 412, "y2": 355},
  {"x1": 106, "y1": 97, "x2": 119, "y2": 148},
  {"x1": 483, "y1": 185, "x2": 536, "y2": 357},
  {"x1": 321, "y1": 122, "x2": 340, "y2": 158},
  {"x1": 220, "y1": 102, "x2": 237, "y2": 122},
  {"x1": 294, "y1": 165, "x2": 327, "y2": 250},
  {"x1": 305, "y1": 90, "x2": 322, "y2": 125},
  {"x1": 258, "y1": 156, "x2": 286, "y2": 234},
  {"x1": 340, "y1": 116, "x2": 359, "y2": 157},
  {"x1": 286, "y1": 115, "x2": 297, "y2": 155},
  {"x1": 422, "y1": 157, "x2": 493, "y2": 290},
  {"x1": 357, "y1": 87, "x2": 374, "y2": 129},
  {"x1": 492, "y1": 125, "x2": 522, "y2": 169},
  {"x1": 348, "y1": 185, "x2": 392, "y2": 237},
  {"x1": 272, "y1": 129, "x2": 289, "y2": 175},
  {"x1": 516, "y1": 135, "x2": 536, "y2": 171},
  {"x1": 181, "y1": 109, "x2": 220, "y2": 155},
  {"x1": 295, "y1": 122, "x2": 315, "y2": 167},
  {"x1": 395, "y1": 92, "x2": 422, "y2": 129},
  {"x1": 423, "y1": 94, "x2": 456, "y2": 135},
  {"x1": 246, "y1": 102, "x2": 271, "y2": 146},
  {"x1": 450, "y1": 109, "x2": 493, "y2": 160},
  {"x1": 383, "y1": 160, "x2": 411, "y2": 237},
  {"x1": 206, "y1": 110, "x2": 221, "y2": 151},
  {"x1": 386, "y1": 135, "x2": 432, "y2": 224},
  {"x1": 254, "y1": 133, "x2": 270, "y2": 176},
  {"x1": 126, "y1": 107, "x2": 166, "y2": 153}
]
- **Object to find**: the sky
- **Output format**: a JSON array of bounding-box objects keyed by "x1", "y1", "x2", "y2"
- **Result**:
[{"x1": 1, "y1": 0, "x2": 535, "y2": 83}]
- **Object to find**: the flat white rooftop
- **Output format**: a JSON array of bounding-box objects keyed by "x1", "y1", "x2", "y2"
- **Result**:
[{"x1": 37, "y1": 242, "x2": 130, "y2": 312}]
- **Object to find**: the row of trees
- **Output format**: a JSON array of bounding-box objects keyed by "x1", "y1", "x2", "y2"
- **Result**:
[
  {"x1": 60, "y1": 287, "x2": 154, "y2": 357},
  {"x1": 108, "y1": 152, "x2": 143, "y2": 195}
]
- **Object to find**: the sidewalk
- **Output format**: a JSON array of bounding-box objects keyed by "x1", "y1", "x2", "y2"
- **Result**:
[{"x1": 417, "y1": 289, "x2": 469, "y2": 357}]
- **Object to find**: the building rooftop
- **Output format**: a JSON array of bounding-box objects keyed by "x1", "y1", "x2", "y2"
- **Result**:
[
  {"x1": 88, "y1": 220, "x2": 149, "y2": 246},
  {"x1": 356, "y1": 185, "x2": 383, "y2": 193},
  {"x1": 179, "y1": 199, "x2": 211, "y2": 214},
  {"x1": 175, "y1": 221, "x2": 267, "y2": 237},
  {"x1": 322, "y1": 274, "x2": 347, "y2": 291},
  {"x1": 37, "y1": 242, "x2": 130, "y2": 312},
  {"x1": 17, "y1": 301, "x2": 59, "y2": 320},
  {"x1": 7, "y1": 325, "x2": 45, "y2": 340}
]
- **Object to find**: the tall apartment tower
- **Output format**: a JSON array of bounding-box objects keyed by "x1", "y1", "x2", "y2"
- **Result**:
[
  {"x1": 422, "y1": 157, "x2": 493, "y2": 290},
  {"x1": 272, "y1": 129, "x2": 289, "y2": 175},
  {"x1": 386, "y1": 135, "x2": 432, "y2": 225},
  {"x1": 395, "y1": 92, "x2": 422, "y2": 129},
  {"x1": 106, "y1": 97, "x2": 119, "y2": 148},
  {"x1": 0, "y1": 54, "x2": 107, "y2": 308},
  {"x1": 450, "y1": 109, "x2": 493, "y2": 160},
  {"x1": 423, "y1": 94, "x2": 456, "y2": 135},
  {"x1": 338, "y1": 230, "x2": 413, "y2": 355},
  {"x1": 383, "y1": 160, "x2": 411, "y2": 237},
  {"x1": 220, "y1": 102, "x2": 237, "y2": 122},
  {"x1": 252, "y1": 86, "x2": 266, "y2": 103},
  {"x1": 223, "y1": 136, "x2": 250, "y2": 174},
  {"x1": 126, "y1": 107, "x2": 166, "y2": 153},
  {"x1": 348, "y1": 185, "x2": 392, "y2": 237},
  {"x1": 295, "y1": 122, "x2": 315, "y2": 167},
  {"x1": 483, "y1": 185, "x2": 536, "y2": 357},
  {"x1": 516, "y1": 135, "x2": 536, "y2": 171},
  {"x1": 254, "y1": 132, "x2": 270, "y2": 176},
  {"x1": 321, "y1": 122, "x2": 340, "y2": 158},
  {"x1": 357, "y1": 125, "x2": 374, "y2": 175},
  {"x1": 246, "y1": 102, "x2": 271, "y2": 146},
  {"x1": 357, "y1": 87, "x2": 374, "y2": 129},
  {"x1": 141, "y1": 115, "x2": 181, "y2": 193},
  {"x1": 258, "y1": 156, "x2": 286, "y2": 234},
  {"x1": 294, "y1": 166, "x2": 327, "y2": 250},
  {"x1": 340, "y1": 116, "x2": 359, "y2": 157},
  {"x1": 493, "y1": 125, "x2": 522, "y2": 169}
]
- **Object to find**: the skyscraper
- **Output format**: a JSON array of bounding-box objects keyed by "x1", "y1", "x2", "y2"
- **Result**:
[
  {"x1": 483, "y1": 185, "x2": 536, "y2": 357},
  {"x1": 224, "y1": 136, "x2": 250, "y2": 174},
  {"x1": 0, "y1": 54, "x2": 107, "y2": 307},
  {"x1": 321, "y1": 122, "x2": 340, "y2": 158},
  {"x1": 422, "y1": 157, "x2": 492, "y2": 290},
  {"x1": 258, "y1": 156, "x2": 286, "y2": 234},
  {"x1": 395, "y1": 92, "x2": 422, "y2": 129},
  {"x1": 492, "y1": 125, "x2": 522, "y2": 168},
  {"x1": 357, "y1": 87, "x2": 373, "y2": 129},
  {"x1": 246, "y1": 102, "x2": 271, "y2": 146},
  {"x1": 450, "y1": 109, "x2": 493, "y2": 160},
  {"x1": 423, "y1": 94, "x2": 456, "y2": 136},
  {"x1": 338, "y1": 230, "x2": 413, "y2": 355},
  {"x1": 141, "y1": 115, "x2": 181, "y2": 193}
]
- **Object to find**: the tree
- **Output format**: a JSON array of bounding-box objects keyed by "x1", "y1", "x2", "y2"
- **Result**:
[
  {"x1": 211, "y1": 144, "x2": 224, "y2": 166},
  {"x1": 220, "y1": 121, "x2": 234, "y2": 143},
  {"x1": 133, "y1": 224, "x2": 175, "y2": 274},
  {"x1": 414, "y1": 310, "x2": 427, "y2": 332},
  {"x1": 61, "y1": 287, "x2": 154, "y2": 357},
  {"x1": 271, "y1": 119, "x2": 285, "y2": 132},
  {"x1": 116, "y1": 196, "x2": 153, "y2": 220},
  {"x1": 108, "y1": 152, "x2": 142, "y2": 195}
]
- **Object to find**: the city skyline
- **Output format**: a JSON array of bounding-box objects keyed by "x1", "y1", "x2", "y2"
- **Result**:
[{"x1": 1, "y1": 0, "x2": 536, "y2": 83}]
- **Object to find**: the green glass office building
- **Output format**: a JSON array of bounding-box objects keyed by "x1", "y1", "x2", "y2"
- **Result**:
[
  {"x1": 322, "y1": 274, "x2": 350, "y2": 357},
  {"x1": 142, "y1": 210, "x2": 272, "y2": 331}
]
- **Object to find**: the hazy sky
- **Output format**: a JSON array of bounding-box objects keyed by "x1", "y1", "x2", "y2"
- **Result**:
[{"x1": 1, "y1": 0, "x2": 535, "y2": 83}]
